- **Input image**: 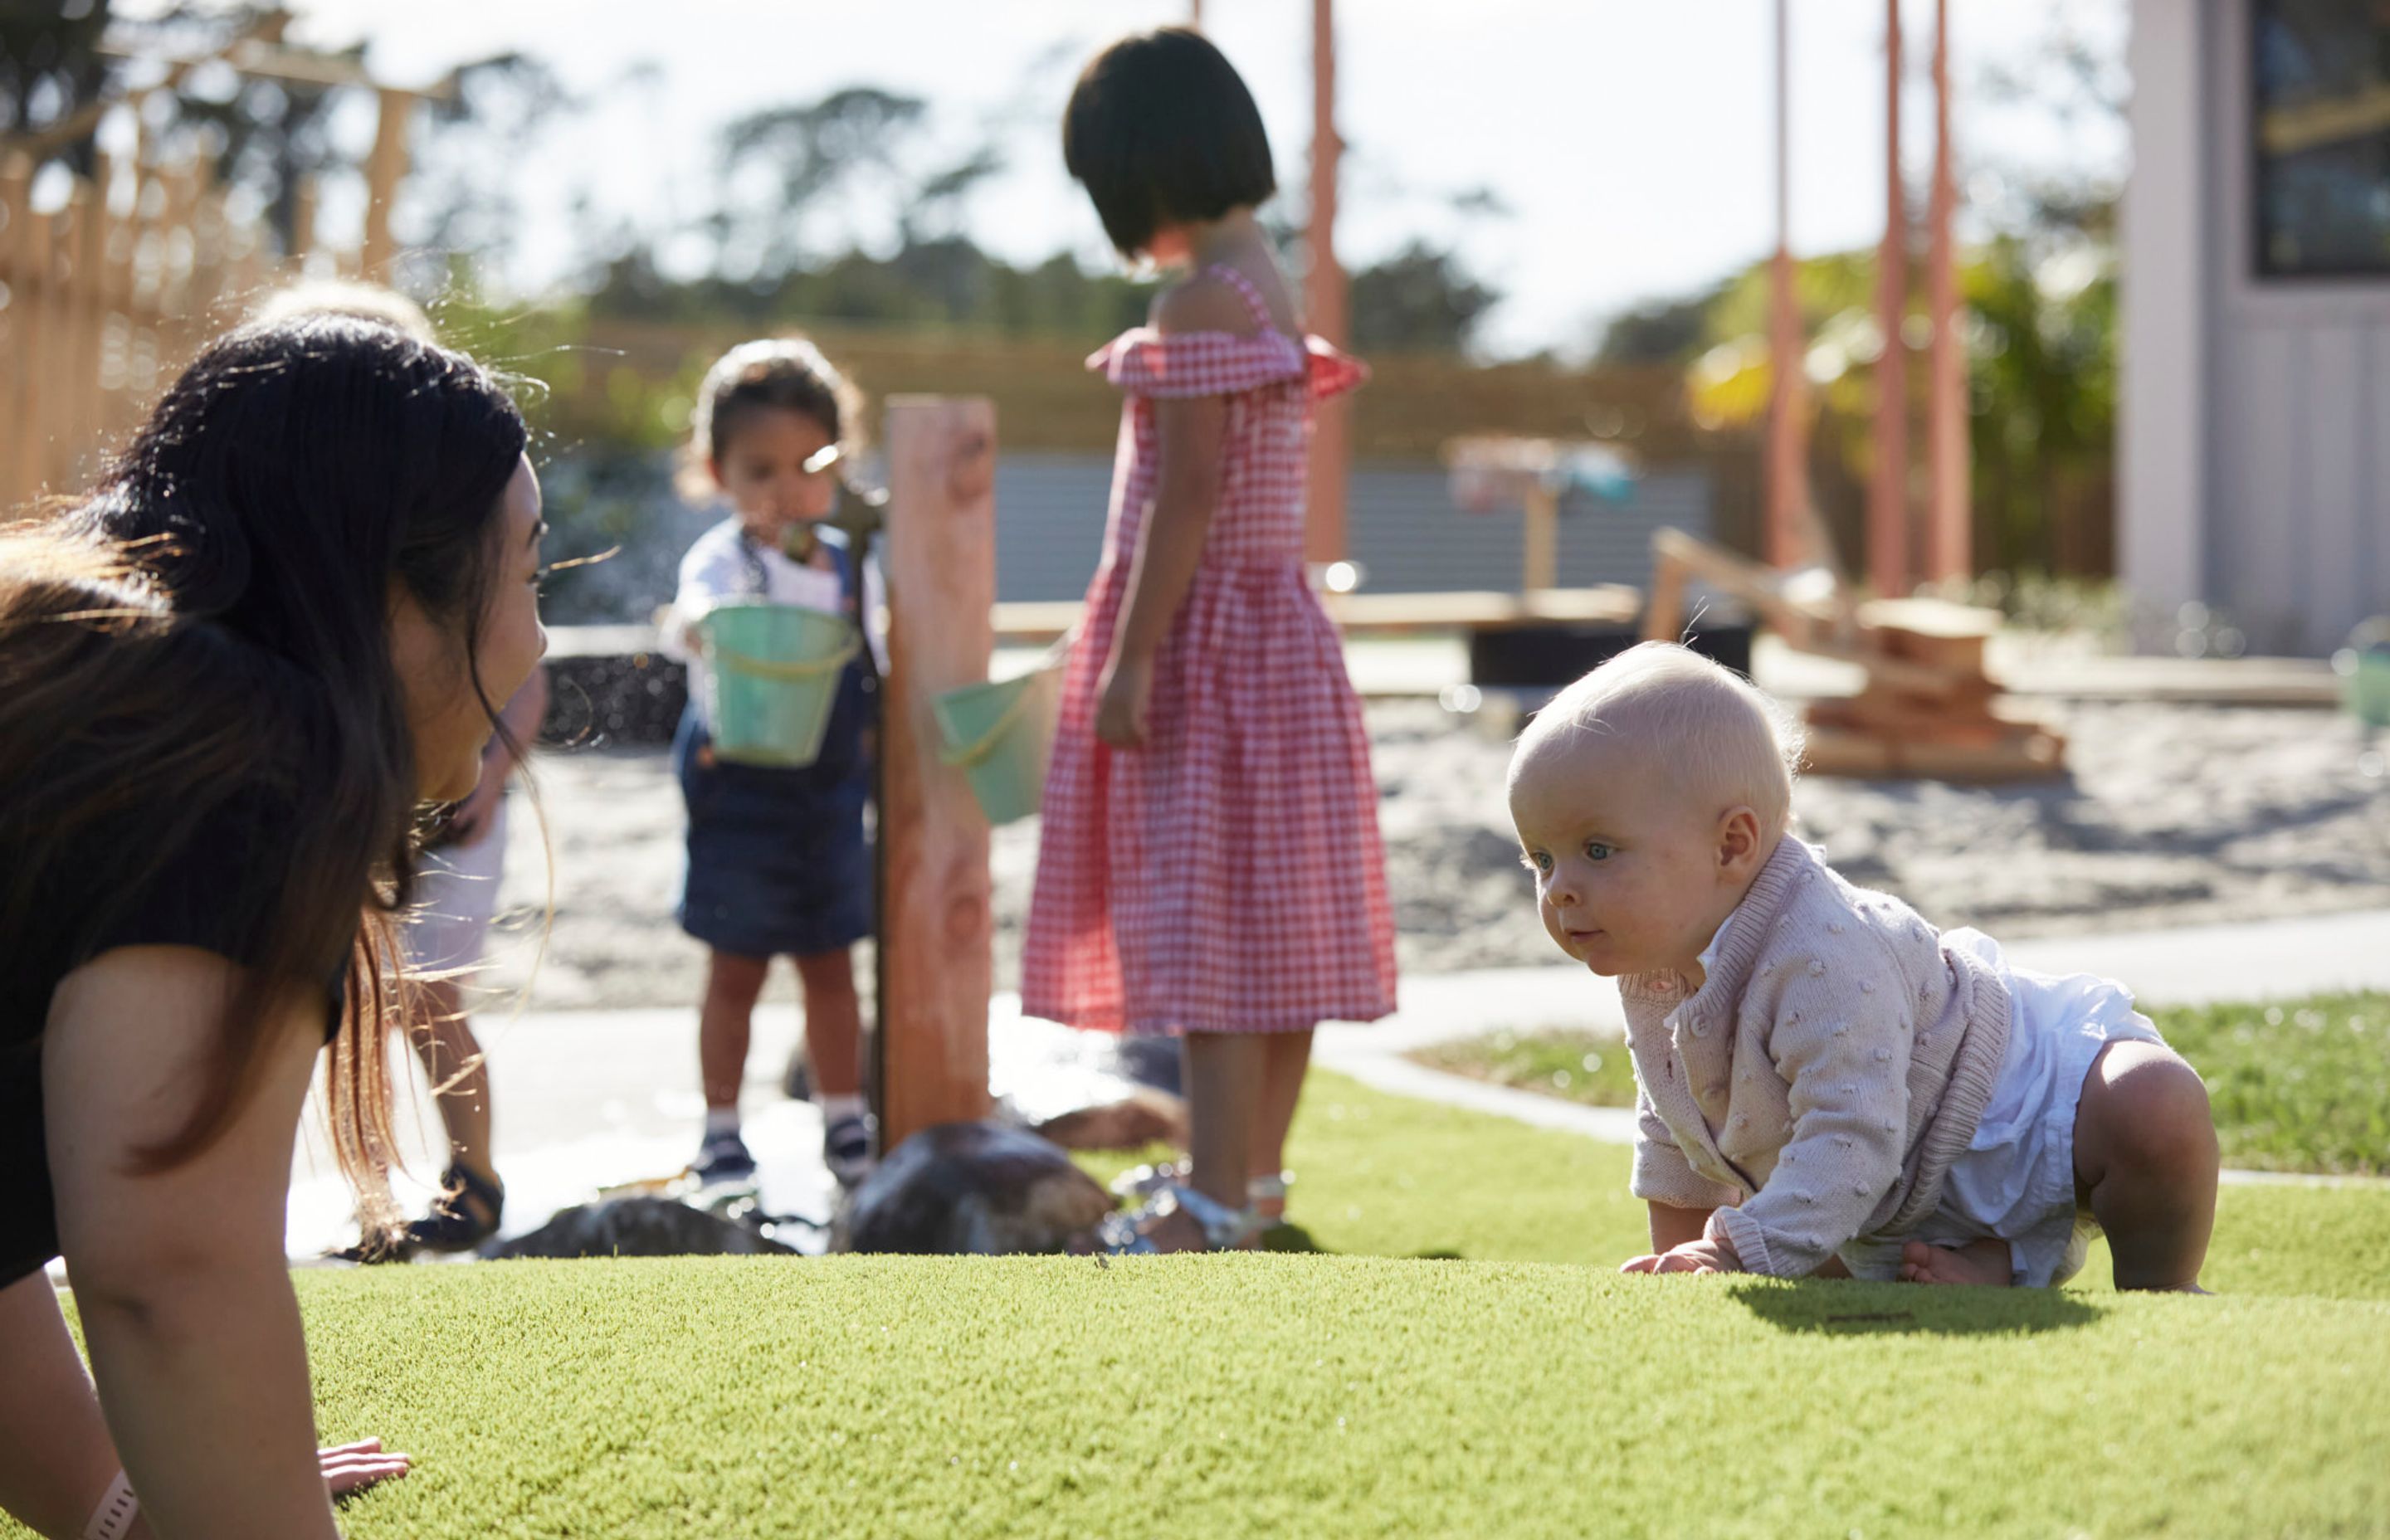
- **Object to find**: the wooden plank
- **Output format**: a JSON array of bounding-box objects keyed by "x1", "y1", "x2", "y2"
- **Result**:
[{"x1": 878, "y1": 395, "x2": 997, "y2": 1148}]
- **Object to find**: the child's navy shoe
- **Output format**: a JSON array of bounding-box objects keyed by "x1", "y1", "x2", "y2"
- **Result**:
[
  {"x1": 824, "y1": 1112, "x2": 876, "y2": 1188},
  {"x1": 691, "y1": 1127, "x2": 757, "y2": 1186}
]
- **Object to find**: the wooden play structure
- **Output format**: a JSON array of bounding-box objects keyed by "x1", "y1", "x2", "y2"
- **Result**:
[
  {"x1": 0, "y1": 20, "x2": 441, "y2": 516},
  {"x1": 1645, "y1": 527, "x2": 2065, "y2": 781}
]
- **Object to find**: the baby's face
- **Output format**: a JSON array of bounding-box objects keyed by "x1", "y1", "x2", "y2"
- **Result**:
[{"x1": 1509, "y1": 732, "x2": 1734, "y2": 979}]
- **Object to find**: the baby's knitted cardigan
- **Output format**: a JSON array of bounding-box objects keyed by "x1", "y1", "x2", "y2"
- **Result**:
[{"x1": 1621, "y1": 836, "x2": 2012, "y2": 1277}]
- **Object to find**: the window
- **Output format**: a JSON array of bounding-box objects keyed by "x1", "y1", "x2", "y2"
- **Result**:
[{"x1": 2253, "y1": 0, "x2": 2390, "y2": 277}]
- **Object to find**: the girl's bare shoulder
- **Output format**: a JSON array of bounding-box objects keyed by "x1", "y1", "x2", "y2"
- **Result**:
[{"x1": 1149, "y1": 270, "x2": 1260, "y2": 337}]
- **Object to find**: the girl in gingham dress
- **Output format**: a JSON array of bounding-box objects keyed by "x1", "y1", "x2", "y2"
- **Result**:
[{"x1": 1026, "y1": 27, "x2": 1397, "y2": 1252}]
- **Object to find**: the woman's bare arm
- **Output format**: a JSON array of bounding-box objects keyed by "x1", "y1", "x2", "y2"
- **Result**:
[{"x1": 45, "y1": 947, "x2": 341, "y2": 1540}]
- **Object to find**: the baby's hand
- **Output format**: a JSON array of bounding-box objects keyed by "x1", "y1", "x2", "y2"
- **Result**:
[{"x1": 1621, "y1": 1235, "x2": 1742, "y2": 1276}]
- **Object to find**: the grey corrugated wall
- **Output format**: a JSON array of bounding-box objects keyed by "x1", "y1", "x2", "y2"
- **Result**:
[{"x1": 991, "y1": 451, "x2": 1710, "y2": 603}]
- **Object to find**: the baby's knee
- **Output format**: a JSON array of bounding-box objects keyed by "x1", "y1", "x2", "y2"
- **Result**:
[{"x1": 2081, "y1": 1043, "x2": 2217, "y2": 1180}]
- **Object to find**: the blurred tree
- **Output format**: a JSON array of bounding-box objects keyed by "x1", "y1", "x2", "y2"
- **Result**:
[
  {"x1": 0, "y1": 0, "x2": 111, "y2": 154},
  {"x1": 1348, "y1": 240, "x2": 1499, "y2": 353}
]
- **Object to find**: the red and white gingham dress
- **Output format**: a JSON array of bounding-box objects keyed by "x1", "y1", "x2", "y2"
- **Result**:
[{"x1": 1021, "y1": 266, "x2": 1398, "y2": 1036}]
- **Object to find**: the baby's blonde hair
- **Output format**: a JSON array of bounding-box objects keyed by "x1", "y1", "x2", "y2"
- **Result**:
[{"x1": 1510, "y1": 641, "x2": 1806, "y2": 841}]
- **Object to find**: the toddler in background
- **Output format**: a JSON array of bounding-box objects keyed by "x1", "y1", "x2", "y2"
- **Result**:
[
  {"x1": 1507, "y1": 642, "x2": 2218, "y2": 1289},
  {"x1": 664, "y1": 338, "x2": 877, "y2": 1188}
]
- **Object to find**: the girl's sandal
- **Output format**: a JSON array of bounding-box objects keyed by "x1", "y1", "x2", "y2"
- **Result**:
[
  {"x1": 1247, "y1": 1171, "x2": 1292, "y2": 1227},
  {"x1": 1107, "y1": 1159, "x2": 1188, "y2": 1203},
  {"x1": 1100, "y1": 1182, "x2": 1260, "y2": 1255}
]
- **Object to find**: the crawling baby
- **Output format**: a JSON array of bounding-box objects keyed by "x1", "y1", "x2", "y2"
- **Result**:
[{"x1": 1507, "y1": 642, "x2": 2217, "y2": 1289}]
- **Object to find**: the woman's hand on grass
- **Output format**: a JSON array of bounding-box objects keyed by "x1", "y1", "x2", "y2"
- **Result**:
[
  {"x1": 1095, "y1": 655, "x2": 1152, "y2": 749},
  {"x1": 1622, "y1": 1235, "x2": 1741, "y2": 1275},
  {"x1": 319, "y1": 1439, "x2": 410, "y2": 1498}
]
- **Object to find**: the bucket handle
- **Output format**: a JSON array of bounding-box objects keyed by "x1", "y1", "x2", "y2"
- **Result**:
[
  {"x1": 940, "y1": 665, "x2": 1060, "y2": 769},
  {"x1": 712, "y1": 625, "x2": 861, "y2": 682}
]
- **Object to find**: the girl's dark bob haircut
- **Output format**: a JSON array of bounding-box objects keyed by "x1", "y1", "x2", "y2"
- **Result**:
[{"x1": 1063, "y1": 27, "x2": 1276, "y2": 257}]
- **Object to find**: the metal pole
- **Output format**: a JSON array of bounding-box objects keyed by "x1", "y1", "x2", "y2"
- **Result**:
[
  {"x1": 1925, "y1": 0, "x2": 1971, "y2": 583},
  {"x1": 1868, "y1": 0, "x2": 1910, "y2": 597},
  {"x1": 1764, "y1": 0, "x2": 1808, "y2": 571}
]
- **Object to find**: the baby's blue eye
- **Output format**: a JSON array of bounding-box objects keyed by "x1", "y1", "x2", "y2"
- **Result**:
[
  {"x1": 1522, "y1": 850, "x2": 1553, "y2": 875},
  {"x1": 1584, "y1": 841, "x2": 1613, "y2": 862}
]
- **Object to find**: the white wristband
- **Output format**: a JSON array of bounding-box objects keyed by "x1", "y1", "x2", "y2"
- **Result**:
[{"x1": 83, "y1": 1469, "x2": 138, "y2": 1540}]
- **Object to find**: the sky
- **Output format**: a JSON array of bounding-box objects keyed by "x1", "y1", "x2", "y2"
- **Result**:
[{"x1": 129, "y1": 0, "x2": 2131, "y2": 359}]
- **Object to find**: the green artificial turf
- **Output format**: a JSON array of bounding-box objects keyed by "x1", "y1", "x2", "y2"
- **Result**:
[
  {"x1": 1411, "y1": 1026, "x2": 1641, "y2": 1107},
  {"x1": 178, "y1": 1261, "x2": 2390, "y2": 1537},
  {"x1": 1417, "y1": 990, "x2": 2390, "y2": 1178},
  {"x1": 2149, "y1": 992, "x2": 2390, "y2": 1175},
  {"x1": 15, "y1": 1074, "x2": 2390, "y2": 1539}
]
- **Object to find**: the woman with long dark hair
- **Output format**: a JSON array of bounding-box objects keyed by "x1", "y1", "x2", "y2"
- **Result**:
[{"x1": 0, "y1": 313, "x2": 547, "y2": 1538}]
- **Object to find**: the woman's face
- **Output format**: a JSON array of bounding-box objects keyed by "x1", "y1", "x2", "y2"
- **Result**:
[{"x1": 396, "y1": 454, "x2": 549, "y2": 803}]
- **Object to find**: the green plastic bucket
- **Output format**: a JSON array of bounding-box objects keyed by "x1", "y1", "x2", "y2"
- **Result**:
[
  {"x1": 2343, "y1": 650, "x2": 2390, "y2": 729},
  {"x1": 934, "y1": 664, "x2": 1062, "y2": 825},
  {"x1": 700, "y1": 603, "x2": 861, "y2": 768}
]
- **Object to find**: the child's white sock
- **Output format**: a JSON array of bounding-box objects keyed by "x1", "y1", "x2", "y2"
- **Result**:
[
  {"x1": 818, "y1": 1092, "x2": 866, "y2": 1125},
  {"x1": 705, "y1": 1107, "x2": 741, "y2": 1138}
]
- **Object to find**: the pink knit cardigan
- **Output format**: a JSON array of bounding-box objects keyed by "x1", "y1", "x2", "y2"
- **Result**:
[{"x1": 1620, "y1": 836, "x2": 2012, "y2": 1277}]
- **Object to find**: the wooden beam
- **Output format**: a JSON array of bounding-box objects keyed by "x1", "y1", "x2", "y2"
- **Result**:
[
  {"x1": 878, "y1": 396, "x2": 997, "y2": 1149},
  {"x1": 1924, "y1": 0, "x2": 1971, "y2": 584},
  {"x1": 1304, "y1": 0, "x2": 1351, "y2": 565},
  {"x1": 1868, "y1": 0, "x2": 1910, "y2": 597},
  {"x1": 360, "y1": 86, "x2": 416, "y2": 279},
  {"x1": 1764, "y1": 0, "x2": 1810, "y2": 572}
]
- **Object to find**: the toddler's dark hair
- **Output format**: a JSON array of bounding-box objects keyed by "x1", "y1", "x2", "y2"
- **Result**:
[
  {"x1": 1063, "y1": 27, "x2": 1276, "y2": 256},
  {"x1": 680, "y1": 337, "x2": 864, "y2": 500}
]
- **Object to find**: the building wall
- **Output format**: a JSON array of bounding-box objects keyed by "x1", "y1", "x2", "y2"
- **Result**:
[
  {"x1": 2129, "y1": 0, "x2": 2390, "y2": 656},
  {"x1": 2204, "y1": 0, "x2": 2390, "y2": 655},
  {"x1": 990, "y1": 452, "x2": 1711, "y2": 604}
]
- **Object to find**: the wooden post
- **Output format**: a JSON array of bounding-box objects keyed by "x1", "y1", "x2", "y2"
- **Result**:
[
  {"x1": 1764, "y1": 0, "x2": 1808, "y2": 571},
  {"x1": 1304, "y1": 0, "x2": 1351, "y2": 566},
  {"x1": 0, "y1": 156, "x2": 32, "y2": 512},
  {"x1": 1924, "y1": 0, "x2": 1971, "y2": 584},
  {"x1": 361, "y1": 86, "x2": 415, "y2": 279},
  {"x1": 878, "y1": 396, "x2": 997, "y2": 1150},
  {"x1": 1868, "y1": 0, "x2": 1910, "y2": 597},
  {"x1": 1521, "y1": 482, "x2": 1558, "y2": 594},
  {"x1": 290, "y1": 173, "x2": 319, "y2": 266},
  {"x1": 22, "y1": 207, "x2": 59, "y2": 502},
  {"x1": 70, "y1": 182, "x2": 108, "y2": 487}
]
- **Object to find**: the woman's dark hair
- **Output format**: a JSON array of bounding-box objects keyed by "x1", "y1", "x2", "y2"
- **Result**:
[
  {"x1": 678, "y1": 335, "x2": 865, "y2": 500},
  {"x1": 0, "y1": 314, "x2": 528, "y2": 1226},
  {"x1": 1063, "y1": 27, "x2": 1277, "y2": 256}
]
